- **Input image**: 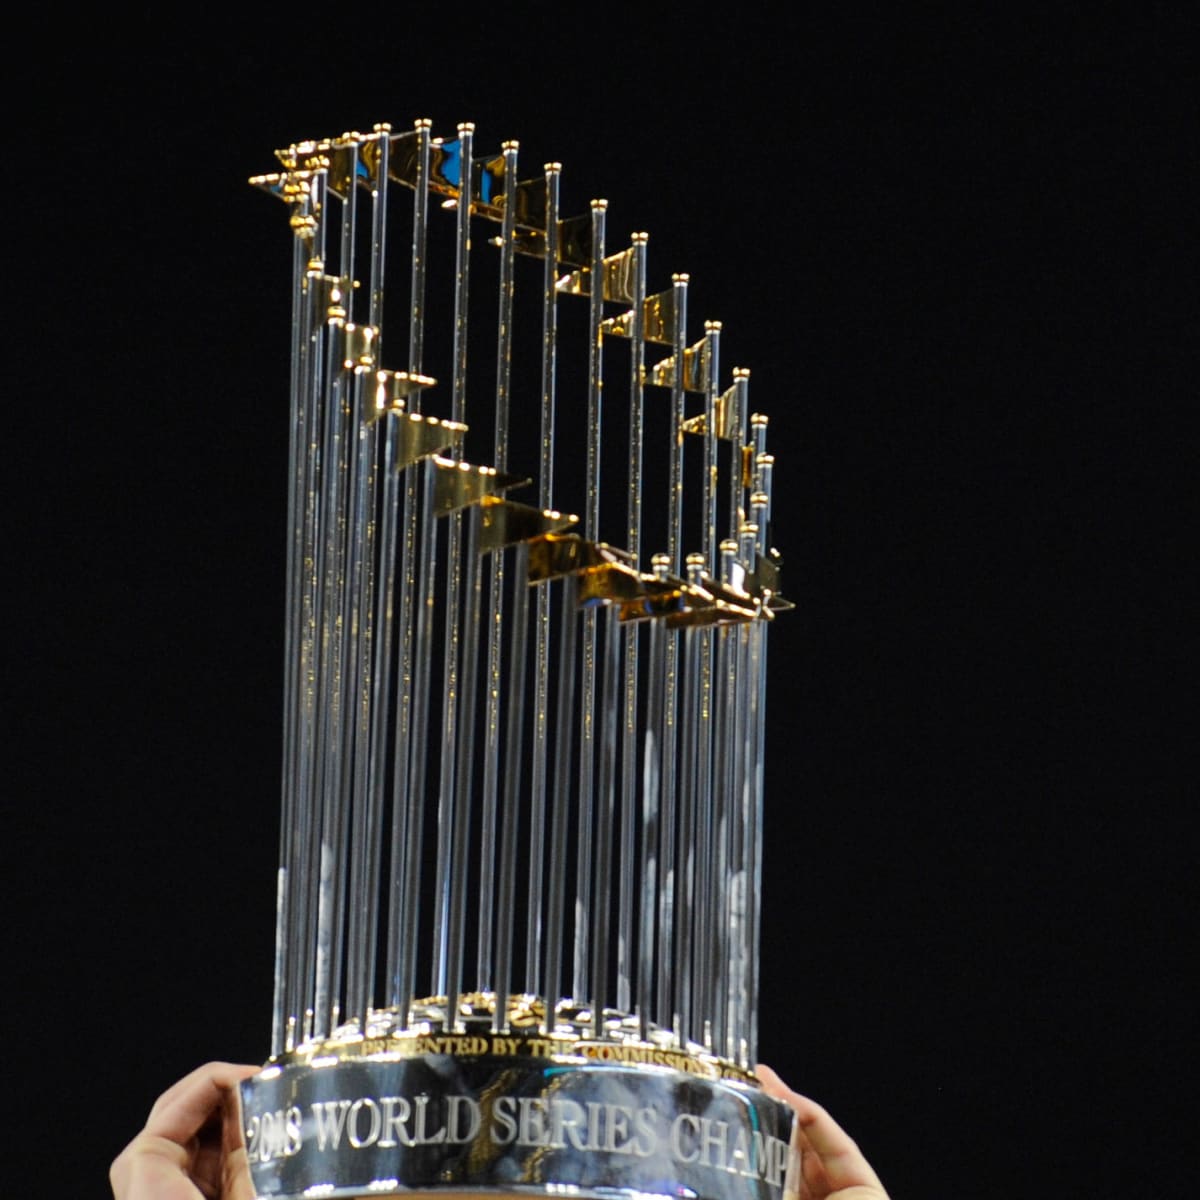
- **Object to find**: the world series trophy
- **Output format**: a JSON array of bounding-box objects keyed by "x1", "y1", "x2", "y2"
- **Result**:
[{"x1": 242, "y1": 117, "x2": 794, "y2": 1200}]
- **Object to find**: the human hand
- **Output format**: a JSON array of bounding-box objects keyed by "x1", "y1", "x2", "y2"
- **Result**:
[
  {"x1": 756, "y1": 1064, "x2": 890, "y2": 1200},
  {"x1": 110, "y1": 1061, "x2": 260, "y2": 1200}
]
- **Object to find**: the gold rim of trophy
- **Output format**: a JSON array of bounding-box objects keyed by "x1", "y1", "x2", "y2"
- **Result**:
[{"x1": 272, "y1": 992, "x2": 756, "y2": 1083}]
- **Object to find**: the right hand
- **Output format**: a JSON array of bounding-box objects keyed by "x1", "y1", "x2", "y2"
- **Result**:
[{"x1": 757, "y1": 1064, "x2": 891, "y2": 1200}]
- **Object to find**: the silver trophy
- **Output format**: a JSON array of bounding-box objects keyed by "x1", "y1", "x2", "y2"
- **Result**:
[{"x1": 242, "y1": 117, "x2": 793, "y2": 1200}]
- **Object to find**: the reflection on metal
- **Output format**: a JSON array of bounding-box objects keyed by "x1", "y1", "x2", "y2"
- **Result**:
[
  {"x1": 477, "y1": 498, "x2": 577, "y2": 553},
  {"x1": 374, "y1": 368, "x2": 437, "y2": 402},
  {"x1": 246, "y1": 115, "x2": 792, "y2": 1200},
  {"x1": 429, "y1": 457, "x2": 527, "y2": 516}
]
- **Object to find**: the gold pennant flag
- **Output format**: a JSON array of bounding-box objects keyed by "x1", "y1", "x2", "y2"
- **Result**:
[
  {"x1": 642, "y1": 284, "x2": 682, "y2": 345},
  {"x1": 430, "y1": 457, "x2": 528, "y2": 515},
  {"x1": 385, "y1": 412, "x2": 468, "y2": 468},
  {"x1": 681, "y1": 380, "x2": 740, "y2": 439},
  {"x1": 384, "y1": 127, "x2": 425, "y2": 189},
  {"x1": 555, "y1": 244, "x2": 638, "y2": 302},
  {"x1": 478, "y1": 499, "x2": 578, "y2": 552},
  {"x1": 648, "y1": 333, "x2": 712, "y2": 392}
]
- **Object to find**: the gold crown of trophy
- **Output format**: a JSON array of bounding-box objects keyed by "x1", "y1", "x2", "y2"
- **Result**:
[{"x1": 242, "y1": 118, "x2": 793, "y2": 1200}]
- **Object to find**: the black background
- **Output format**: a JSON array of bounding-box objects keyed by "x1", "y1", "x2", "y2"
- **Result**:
[{"x1": 9, "y1": 12, "x2": 1191, "y2": 1197}]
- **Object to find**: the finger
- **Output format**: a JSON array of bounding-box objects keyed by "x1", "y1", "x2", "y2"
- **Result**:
[
  {"x1": 755, "y1": 1065, "x2": 885, "y2": 1193},
  {"x1": 111, "y1": 1134, "x2": 198, "y2": 1200},
  {"x1": 222, "y1": 1141, "x2": 258, "y2": 1200},
  {"x1": 144, "y1": 1063, "x2": 260, "y2": 1146},
  {"x1": 222, "y1": 1074, "x2": 258, "y2": 1200},
  {"x1": 147, "y1": 1062, "x2": 260, "y2": 1123},
  {"x1": 757, "y1": 1066, "x2": 816, "y2": 1200},
  {"x1": 146, "y1": 1062, "x2": 259, "y2": 1125}
]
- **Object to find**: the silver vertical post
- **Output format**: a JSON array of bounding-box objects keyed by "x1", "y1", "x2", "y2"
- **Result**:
[
  {"x1": 728, "y1": 368, "x2": 750, "y2": 542},
  {"x1": 748, "y1": 435, "x2": 774, "y2": 1064},
  {"x1": 543, "y1": 573, "x2": 579, "y2": 1031},
  {"x1": 446, "y1": 503, "x2": 484, "y2": 1030},
  {"x1": 493, "y1": 540, "x2": 531, "y2": 1033},
  {"x1": 696, "y1": 639, "x2": 715, "y2": 1050},
  {"x1": 345, "y1": 133, "x2": 391, "y2": 1032},
  {"x1": 638, "y1": 553, "x2": 670, "y2": 1038},
  {"x1": 574, "y1": 198, "x2": 607, "y2": 1000},
  {"x1": 295, "y1": 170, "x2": 329, "y2": 1048},
  {"x1": 654, "y1": 277, "x2": 689, "y2": 1032},
  {"x1": 352, "y1": 126, "x2": 391, "y2": 1031},
  {"x1": 273, "y1": 171, "x2": 313, "y2": 1058},
  {"x1": 667, "y1": 274, "x2": 688, "y2": 571},
  {"x1": 395, "y1": 455, "x2": 438, "y2": 1022},
  {"x1": 712, "y1": 539, "x2": 741, "y2": 1058},
  {"x1": 590, "y1": 603, "x2": 622, "y2": 1036},
  {"x1": 749, "y1": 427, "x2": 774, "y2": 1056},
  {"x1": 675, "y1": 611, "x2": 699, "y2": 1046},
  {"x1": 616, "y1": 234, "x2": 647, "y2": 1016},
  {"x1": 434, "y1": 123, "x2": 474, "y2": 995},
  {"x1": 343, "y1": 368, "x2": 378, "y2": 1028},
  {"x1": 626, "y1": 235, "x2": 648, "y2": 568},
  {"x1": 314, "y1": 158, "x2": 358, "y2": 1035},
  {"x1": 655, "y1": 608, "x2": 677, "y2": 1036},
  {"x1": 329, "y1": 181, "x2": 363, "y2": 1042},
  {"x1": 748, "y1": 488, "x2": 771, "y2": 1066},
  {"x1": 310, "y1": 323, "x2": 343, "y2": 1041},
  {"x1": 736, "y1": 522, "x2": 759, "y2": 1067},
  {"x1": 478, "y1": 141, "x2": 520, "y2": 989},
  {"x1": 683, "y1": 553, "x2": 708, "y2": 1048},
  {"x1": 702, "y1": 322, "x2": 721, "y2": 573},
  {"x1": 527, "y1": 162, "x2": 561, "y2": 994},
  {"x1": 447, "y1": 123, "x2": 473, "y2": 436},
  {"x1": 386, "y1": 120, "x2": 432, "y2": 1016}
]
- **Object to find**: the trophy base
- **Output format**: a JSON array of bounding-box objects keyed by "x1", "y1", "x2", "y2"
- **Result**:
[{"x1": 241, "y1": 996, "x2": 795, "y2": 1200}]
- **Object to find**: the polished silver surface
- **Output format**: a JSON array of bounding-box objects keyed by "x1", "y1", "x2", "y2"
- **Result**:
[{"x1": 243, "y1": 1048, "x2": 795, "y2": 1200}]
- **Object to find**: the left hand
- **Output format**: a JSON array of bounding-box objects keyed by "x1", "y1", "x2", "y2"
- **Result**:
[{"x1": 110, "y1": 1061, "x2": 260, "y2": 1200}]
